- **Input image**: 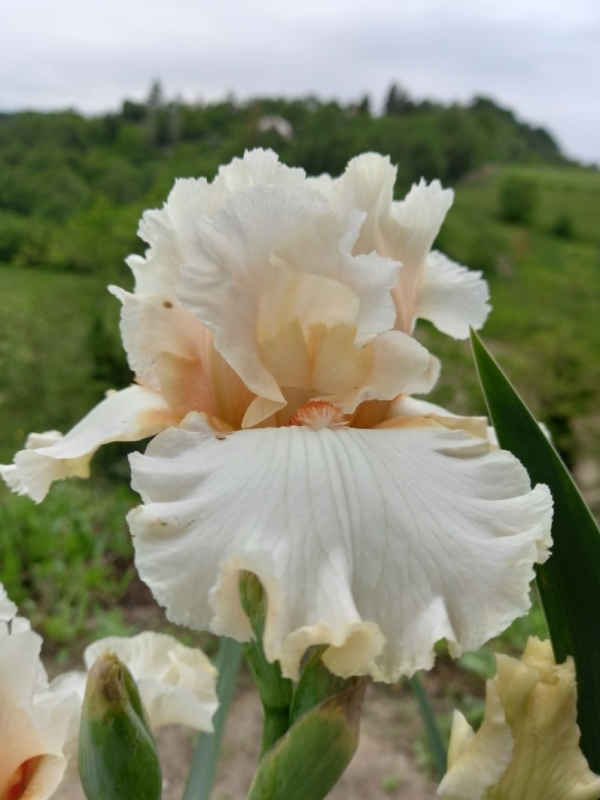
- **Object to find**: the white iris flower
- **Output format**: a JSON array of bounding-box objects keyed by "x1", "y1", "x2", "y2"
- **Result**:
[
  {"x1": 1, "y1": 150, "x2": 552, "y2": 682},
  {"x1": 53, "y1": 631, "x2": 219, "y2": 736}
]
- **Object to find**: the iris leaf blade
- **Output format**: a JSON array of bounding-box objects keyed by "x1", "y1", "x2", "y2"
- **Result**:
[
  {"x1": 471, "y1": 329, "x2": 600, "y2": 770},
  {"x1": 182, "y1": 637, "x2": 243, "y2": 800},
  {"x1": 408, "y1": 673, "x2": 446, "y2": 781}
]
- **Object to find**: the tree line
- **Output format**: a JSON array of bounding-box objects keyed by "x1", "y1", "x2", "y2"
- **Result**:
[{"x1": 0, "y1": 81, "x2": 566, "y2": 277}]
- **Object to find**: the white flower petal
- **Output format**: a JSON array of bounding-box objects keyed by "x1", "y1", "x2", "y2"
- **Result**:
[
  {"x1": 0, "y1": 594, "x2": 31, "y2": 639},
  {"x1": 319, "y1": 152, "x2": 398, "y2": 256},
  {"x1": 111, "y1": 289, "x2": 254, "y2": 427},
  {"x1": 84, "y1": 632, "x2": 218, "y2": 732},
  {"x1": 214, "y1": 148, "x2": 306, "y2": 194},
  {"x1": 316, "y1": 157, "x2": 488, "y2": 340},
  {"x1": 176, "y1": 182, "x2": 415, "y2": 416},
  {"x1": 272, "y1": 206, "x2": 400, "y2": 342},
  {"x1": 316, "y1": 329, "x2": 439, "y2": 412},
  {"x1": 418, "y1": 251, "x2": 491, "y2": 339},
  {"x1": 128, "y1": 150, "x2": 307, "y2": 298},
  {"x1": 389, "y1": 179, "x2": 454, "y2": 334},
  {"x1": 391, "y1": 179, "x2": 453, "y2": 268},
  {"x1": 0, "y1": 584, "x2": 17, "y2": 624},
  {"x1": 129, "y1": 414, "x2": 552, "y2": 682},
  {"x1": 385, "y1": 396, "x2": 490, "y2": 440},
  {"x1": 177, "y1": 183, "x2": 324, "y2": 404},
  {"x1": 0, "y1": 386, "x2": 177, "y2": 502},
  {"x1": 127, "y1": 178, "x2": 219, "y2": 297}
]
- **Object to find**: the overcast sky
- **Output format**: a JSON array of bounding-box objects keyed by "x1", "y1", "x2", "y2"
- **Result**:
[{"x1": 2, "y1": 0, "x2": 599, "y2": 164}]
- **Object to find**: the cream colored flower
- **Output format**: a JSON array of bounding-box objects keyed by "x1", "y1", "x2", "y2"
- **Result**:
[
  {"x1": 52, "y1": 631, "x2": 218, "y2": 739},
  {"x1": 438, "y1": 637, "x2": 600, "y2": 800},
  {"x1": 1, "y1": 150, "x2": 552, "y2": 682},
  {"x1": 0, "y1": 585, "x2": 78, "y2": 800}
]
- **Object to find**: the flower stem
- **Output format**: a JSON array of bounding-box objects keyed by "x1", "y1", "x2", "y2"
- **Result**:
[{"x1": 239, "y1": 572, "x2": 294, "y2": 758}]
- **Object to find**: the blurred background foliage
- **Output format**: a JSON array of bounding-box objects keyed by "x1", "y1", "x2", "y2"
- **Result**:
[{"x1": 1, "y1": 80, "x2": 599, "y2": 656}]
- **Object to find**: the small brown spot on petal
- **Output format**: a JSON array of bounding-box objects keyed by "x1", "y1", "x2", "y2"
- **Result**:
[{"x1": 163, "y1": 300, "x2": 173, "y2": 309}]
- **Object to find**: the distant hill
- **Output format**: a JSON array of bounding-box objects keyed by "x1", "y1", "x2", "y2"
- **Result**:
[{"x1": 0, "y1": 85, "x2": 570, "y2": 275}]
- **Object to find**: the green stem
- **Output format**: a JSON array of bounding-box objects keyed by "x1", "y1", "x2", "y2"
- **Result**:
[
  {"x1": 239, "y1": 572, "x2": 293, "y2": 758},
  {"x1": 242, "y1": 638, "x2": 293, "y2": 757}
]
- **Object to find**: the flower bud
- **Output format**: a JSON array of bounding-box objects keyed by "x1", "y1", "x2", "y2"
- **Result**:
[
  {"x1": 78, "y1": 650, "x2": 162, "y2": 800},
  {"x1": 247, "y1": 678, "x2": 366, "y2": 800}
]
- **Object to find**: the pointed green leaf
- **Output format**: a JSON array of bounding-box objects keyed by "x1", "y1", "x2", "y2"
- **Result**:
[
  {"x1": 471, "y1": 329, "x2": 600, "y2": 770},
  {"x1": 246, "y1": 679, "x2": 366, "y2": 800},
  {"x1": 408, "y1": 673, "x2": 446, "y2": 780},
  {"x1": 182, "y1": 637, "x2": 243, "y2": 800}
]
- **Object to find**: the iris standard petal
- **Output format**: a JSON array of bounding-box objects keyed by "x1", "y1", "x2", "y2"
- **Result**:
[
  {"x1": 176, "y1": 182, "x2": 424, "y2": 418},
  {"x1": 129, "y1": 413, "x2": 552, "y2": 682},
  {"x1": 128, "y1": 150, "x2": 307, "y2": 298},
  {"x1": 111, "y1": 289, "x2": 254, "y2": 427},
  {"x1": 417, "y1": 251, "x2": 491, "y2": 339},
  {"x1": 315, "y1": 154, "x2": 490, "y2": 339}
]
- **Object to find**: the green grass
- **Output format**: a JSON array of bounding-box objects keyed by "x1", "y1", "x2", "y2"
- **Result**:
[
  {"x1": 0, "y1": 478, "x2": 137, "y2": 650},
  {"x1": 0, "y1": 266, "x2": 124, "y2": 461},
  {"x1": 425, "y1": 164, "x2": 600, "y2": 469},
  {"x1": 453, "y1": 164, "x2": 600, "y2": 245},
  {"x1": 0, "y1": 266, "x2": 136, "y2": 650}
]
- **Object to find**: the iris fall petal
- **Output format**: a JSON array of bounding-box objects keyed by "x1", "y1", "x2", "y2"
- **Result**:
[{"x1": 129, "y1": 413, "x2": 552, "y2": 682}]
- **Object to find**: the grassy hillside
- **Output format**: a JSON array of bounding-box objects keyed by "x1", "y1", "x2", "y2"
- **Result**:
[{"x1": 425, "y1": 164, "x2": 600, "y2": 470}]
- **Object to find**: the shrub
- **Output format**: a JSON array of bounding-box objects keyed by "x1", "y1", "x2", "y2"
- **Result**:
[
  {"x1": 498, "y1": 174, "x2": 539, "y2": 225},
  {"x1": 551, "y1": 209, "x2": 575, "y2": 239}
]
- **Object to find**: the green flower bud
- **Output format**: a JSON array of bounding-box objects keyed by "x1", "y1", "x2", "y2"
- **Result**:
[
  {"x1": 247, "y1": 678, "x2": 367, "y2": 800},
  {"x1": 78, "y1": 650, "x2": 162, "y2": 800}
]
